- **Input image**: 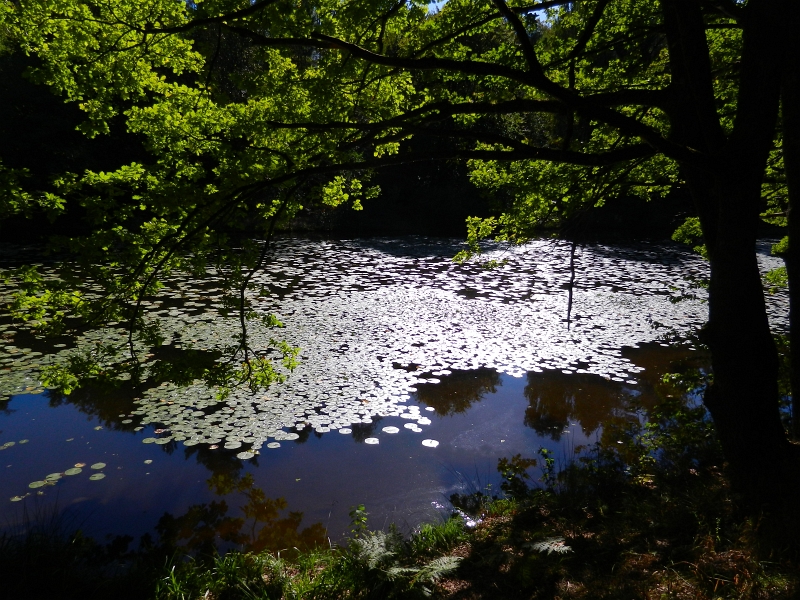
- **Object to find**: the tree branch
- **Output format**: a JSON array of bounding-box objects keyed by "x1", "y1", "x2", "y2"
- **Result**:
[
  {"x1": 142, "y1": 0, "x2": 282, "y2": 34},
  {"x1": 491, "y1": 0, "x2": 544, "y2": 76}
]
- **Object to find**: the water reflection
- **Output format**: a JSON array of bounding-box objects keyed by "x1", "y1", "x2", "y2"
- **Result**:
[
  {"x1": 523, "y1": 343, "x2": 708, "y2": 441},
  {"x1": 414, "y1": 368, "x2": 501, "y2": 416},
  {"x1": 523, "y1": 372, "x2": 638, "y2": 439},
  {"x1": 1, "y1": 345, "x2": 712, "y2": 550},
  {"x1": 156, "y1": 473, "x2": 326, "y2": 555}
]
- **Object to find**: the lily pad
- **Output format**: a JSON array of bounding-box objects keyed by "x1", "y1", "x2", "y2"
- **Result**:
[
  {"x1": 90, "y1": 463, "x2": 106, "y2": 470},
  {"x1": 10, "y1": 496, "x2": 24, "y2": 502},
  {"x1": 364, "y1": 438, "x2": 379, "y2": 445},
  {"x1": 236, "y1": 451, "x2": 255, "y2": 460},
  {"x1": 266, "y1": 442, "x2": 281, "y2": 449},
  {"x1": 89, "y1": 473, "x2": 105, "y2": 481},
  {"x1": 45, "y1": 473, "x2": 62, "y2": 481},
  {"x1": 421, "y1": 439, "x2": 440, "y2": 448},
  {"x1": 144, "y1": 459, "x2": 153, "y2": 464},
  {"x1": 223, "y1": 441, "x2": 241, "y2": 450},
  {"x1": 75, "y1": 463, "x2": 86, "y2": 468},
  {"x1": 154, "y1": 438, "x2": 171, "y2": 445},
  {"x1": 64, "y1": 467, "x2": 82, "y2": 476},
  {"x1": 18, "y1": 439, "x2": 29, "y2": 444},
  {"x1": 339, "y1": 428, "x2": 352, "y2": 434},
  {"x1": 28, "y1": 481, "x2": 46, "y2": 489},
  {"x1": 382, "y1": 426, "x2": 399, "y2": 434},
  {"x1": 142, "y1": 437, "x2": 157, "y2": 444},
  {"x1": 94, "y1": 426, "x2": 103, "y2": 431}
]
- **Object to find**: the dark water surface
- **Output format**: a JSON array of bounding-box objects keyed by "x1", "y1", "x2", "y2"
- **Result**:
[{"x1": 0, "y1": 237, "x2": 786, "y2": 549}]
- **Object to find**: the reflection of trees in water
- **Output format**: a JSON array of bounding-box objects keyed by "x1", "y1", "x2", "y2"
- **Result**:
[
  {"x1": 49, "y1": 383, "x2": 138, "y2": 430},
  {"x1": 293, "y1": 425, "x2": 311, "y2": 444},
  {"x1": 184, "y1": 444, "x2": 249, "y2": 480},
  {"x1": 43, "y1": 346, "x2": 226, "y2": 433},
  {"x1": 414, "y1": 368, "x2": 501, "y2": 416},
  {"x1": 155, "y1": 473, "x2": 326, "y2": 555},
  {"x1": 351, "y1": 416, "x2": 383, "y2": 442},
  {"x1": 524, "y1": 372, "x2": 638, "y2": 439}
]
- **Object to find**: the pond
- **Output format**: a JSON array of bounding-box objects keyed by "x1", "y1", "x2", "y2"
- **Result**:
[{"x1": 0, "y1": 237, "x2": 787, "y2": 551}]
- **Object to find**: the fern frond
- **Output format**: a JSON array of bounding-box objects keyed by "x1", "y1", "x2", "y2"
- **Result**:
[
  {"x1": 384, "y1": 566, "x2": 418, "y2": 581},
  {"x1": 415, "y1": 555, "x2": 463, "y2": 581},
  {"x1": 352, "y1": 531, "x2": 396, "y2": 568},
  {"x1": 526, "y1": 537, "x2": 573, "y2": 555}
]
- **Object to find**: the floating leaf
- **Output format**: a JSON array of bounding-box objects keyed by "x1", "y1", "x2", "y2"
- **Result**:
[
  {"x1": 223, "y1": 441, "x2": 241, "y2": 450},
  {"x1": 18, "y1": 439, "x2": 29, "y2": 444},
  {"x1": 144, "y1": 459, "x2": 153, "y2": 464},
  {"x1": 236, "y1": 451, "x2": 255, "y2": 460},
  {"x1": 10, "y1": 496, "x2": 24, "y2": 502},
  {"x1": 89, "y1": 473, "x2": 105, "y2": 481},
  {"x1": 142, "y1": 437, "x2": 156, "y2": 444},
  {"x1": 90, "y1": 463, "x2": 105, "y2": 470},
  {"x1": 28, "y1": 481, "x2": 46, "y2": 489},
  {"x1": 364, "y1": 438, "x2": 379, "y2": 445},
  {"x1": 75, "y1": 463, "x2": 86, "y2": 468},
  {"x1": 154, "y1": 438, "x2": 171, "y2": 445},
  {"x1": 267, "y1": 442, "x2": 280, "y2": 449},
  {"x1": 64, "y1": 467, "x2": 82, "y2": 476},
  {"x1": 94, "y1": 426, "x2": 103, "y2": 431},
  {"x1": 45, "y1": 473, "x2": 62, "y2": 481},
  {"x1": 339, "y1": 428, "x2": 352, "y2": 434},
  {"x1": 421, "y1": 439, "x2": 439, "y2": 448},
  {"x1": 382, "y1": 426, "x2": 399, "y2": 434}
]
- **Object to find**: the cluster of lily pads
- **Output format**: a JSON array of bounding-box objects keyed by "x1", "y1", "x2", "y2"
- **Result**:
[
  {"x1": 10, "y1": 462, "x2": 107, "y2": 502},
  {"x1": 0, "y1": 238, "x2": 789, "y2": 463},
  {"x1": 1, "y1": 439, "x2": 28, "y2": 451}
]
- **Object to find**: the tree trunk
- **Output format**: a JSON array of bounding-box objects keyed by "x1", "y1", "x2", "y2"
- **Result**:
[
  {"x1": 662, "y1": 0, "x2": 800, "y2": 507},
  {"x1": 781, "y1": 33, "x2": 800, "y2": 440},
  {"x1": 699, "y1": 175, "x2": 795, "y2": 506}
]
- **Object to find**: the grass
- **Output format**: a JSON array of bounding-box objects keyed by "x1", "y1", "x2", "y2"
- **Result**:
[{"x1": 3, "y1": 373, "x2": 799, "y2": 598}]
